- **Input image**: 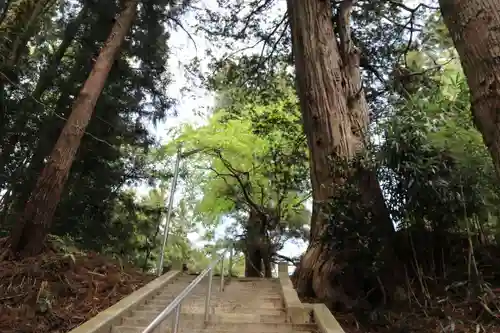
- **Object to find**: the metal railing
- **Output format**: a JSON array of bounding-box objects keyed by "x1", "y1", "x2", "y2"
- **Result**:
[{"x1": 141, "y1": 244, "x2": 234, "y2": 333}]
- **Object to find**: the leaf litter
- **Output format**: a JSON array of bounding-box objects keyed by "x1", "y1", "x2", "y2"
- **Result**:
[{"x1": 0, "y1": 237, "x2": 155, "y2": 333}]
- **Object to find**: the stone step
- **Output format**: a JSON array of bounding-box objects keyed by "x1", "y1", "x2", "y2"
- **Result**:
[
  {"x1": 231, "y1": 278, "x2": 280, "y2": 283},
  {"x1": 228, "y1": 286, "x2": 282, "y2": 290},
  {"x1": 138, "y1": 300, "x2": 283, "y2": 314},
  {"x1": 110, "y1": 277, "x2": 304, "y2": 333},
  {"x1": 152, "y1": 291, "x2": 215, "y2": 302},
  {"x1": 183, "y1": 307, "x2": 287, "y2": 316},
  {"x1": 225, "y1": 283, "x2": 281, "y2": 288},
  {"x1": 217, "y1": 290, "x2": 283, "y2": 296},
  {"x1": 122, "y1": 312, "x2": 287, "y2": 327},
  {"x1": 222, "y1": 288, "x2": 283, "y2": 295},
  {"x1": 148, "y1": 295, "x2": 282, "y2": 307},
  {"x1": 112, "y1": 322, "x2": 316, "y2": 333},
  {"x1": 130, "y1": 307, "x2": 287, "y2": 323},
  {"x1": 154, "y1": 283, "x2": 280, "y2": 296}
]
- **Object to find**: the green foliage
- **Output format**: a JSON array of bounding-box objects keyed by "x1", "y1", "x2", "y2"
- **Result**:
[
  {"x1": 102, "y1": 187, "x2": 197, "y2": 271},
  {"x1": 0, "y1": 0, "x2": 187, "y2": 254},
  {"x1": 380, "y1": 47, "x2": 500, "y2": 236},
  {"x1": 187, "y1": 247, "x2": 245, "y2": 277},
  {"x1": 153, "y1": 63, "x2": 311, "y2": 276}
]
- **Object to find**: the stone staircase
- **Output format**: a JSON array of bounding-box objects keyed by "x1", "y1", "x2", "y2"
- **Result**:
[{"x1": 111, "y1": 274, "x2": 318, "y2": 333}]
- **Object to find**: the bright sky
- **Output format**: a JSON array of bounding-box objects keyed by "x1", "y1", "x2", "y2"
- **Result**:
[{"x1": 145, "y1": 1, "x2": 307, "y2": 259}]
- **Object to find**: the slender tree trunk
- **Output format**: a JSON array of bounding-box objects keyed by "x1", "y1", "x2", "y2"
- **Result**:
[
  {"x1": 287, "y1": 0, "x2": 395, "y2": 308},
  {"x1": 0, "y1": 0, "x2": 13, "y2": 25},
  {"x1": 439, "y1": 0, "x2": 500, "y2": 178},
  {"x1": 0, "y1": 4, "x2": 88, "y2": 183},
  {"x1": 0, "y1": 0, "x2": 55, "y2": 140},
  {"x1": 6, "y1": 9, "x2": 115, "y2": 217},
  {"x1": 0, "y1": 0, "x2": 53, "y2": 68},
  {"x1": 8, "y1": 0, "x2": 138, "y2": 256},
  {"x1": 6, "y1": 0, "x2": 56, "y2": 67},
  {"x1": 143, "y1": 209, "x2": 163, "y2": 271}
]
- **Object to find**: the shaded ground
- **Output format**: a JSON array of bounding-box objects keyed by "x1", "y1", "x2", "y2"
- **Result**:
[
  {"x1": 302, "y1": 294, "x2": 500, "y2": 333},
  {"x1": 0, "y1": 237, "x2": 155, "y2": 333},
  {"x1": 295, "y1": 230, "x2": 500, "y2": 332}
]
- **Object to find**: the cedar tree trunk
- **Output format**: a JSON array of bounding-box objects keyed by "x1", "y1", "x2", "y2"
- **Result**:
[
  {"x1": 8, "y1": 0, "x2": 138, "y2": 256},
  {"x1": 439, "y1": 0, "x2": 500, "y2": 179},
  {"x1": 0, "y1": 4, "x2": 88, "y2": 185},
  {"x1": 287, "y1": 0, "x2": 395, "y2": 308}
]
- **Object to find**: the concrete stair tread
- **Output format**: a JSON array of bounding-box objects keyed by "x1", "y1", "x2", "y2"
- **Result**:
[
  {"x1": 109, "y1": 276, "x2": 314, "y2": 333},
  {"x1": 148, "y1": 296, "x2": 282, "y2": 303},
  {"x1": 112, "y1": 323, "x2": 317, "y2": 333},
  {"x1": 122, "y1": 312, "x2": 288, "y2": 326},
  {"x1": 128, "y1": 311, "x2": 286, "y2": 324},
  {"x1": 147, "y1": 299, "x2": 283, "y2": 307},
  {"x1": 138, "y1": 306, "x2": 283, "y2": 314},
  {"x1": 139, "y1": 303, "x2": 283, "y2": 313}
]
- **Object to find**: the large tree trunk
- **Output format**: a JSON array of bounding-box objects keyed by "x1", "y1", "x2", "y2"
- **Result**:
[
  {"x1": 8, "y1": 0, "x2": 138, "y2": 256},
  {"x1": 244, "y1": 246, "x2": 263, "y2": 277},
  {"x1": 244, "y1": 209, "x2": 273, "y2": 278},
  {"x1": 287, "y1": 0, "x2": 395, "y2": 309},
  {"x1": 439, "y1": 0, "x2": 500, "y2": 178}
]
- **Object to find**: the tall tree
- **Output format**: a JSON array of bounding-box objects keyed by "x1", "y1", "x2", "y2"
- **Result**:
[
  {"x1": 287, "y1": 0, "x2": 395, "y2": 307},
  {"x1": 9, "y1": 0, "x2": 138, "y2": 256},
  {"x1": 439, "y1": 0, "x2": 500, "y2": 178},
  {"x1": 172, "y1": 104, "x2": 310, "y2": 277},
  {"x1": 0, "y1": 3, "x2": 89, "y2": 184},
  {"x1": 0, "y1": 0, "x2": 58, "y2": 141}
]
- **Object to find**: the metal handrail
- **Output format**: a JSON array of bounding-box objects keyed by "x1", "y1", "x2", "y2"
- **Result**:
[{"x1": 141, "y1": 243, "x2": 234, "y2": 333}]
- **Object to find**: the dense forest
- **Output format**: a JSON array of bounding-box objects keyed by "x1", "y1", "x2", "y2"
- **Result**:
[{"x1": 0, "y1": 0, "x2": 500, "y2": 332}]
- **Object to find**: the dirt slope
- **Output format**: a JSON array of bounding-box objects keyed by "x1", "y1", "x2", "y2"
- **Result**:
[{"x1": 0, "y1": 239, "x2": 155, "y2": 333}]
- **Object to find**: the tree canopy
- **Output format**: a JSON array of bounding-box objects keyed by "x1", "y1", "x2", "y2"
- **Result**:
[
  {"x1": 1, "y1": 0, "x2": 500, "y2": 332},
  {"x1": 165, "y1": 66, "x2": 310, "y2": 270}
]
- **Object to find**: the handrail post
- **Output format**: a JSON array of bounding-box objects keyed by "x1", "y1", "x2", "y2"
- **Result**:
[
  {"x1": 172, "y1": 303, "x2": 181, "y2": 333},
  {"x1": 204, "y1": 268, "x2": 213, "y2": 322},
  {"x1": 228, "y1": 244, "x2": 233, "y2": 280},
  {"x1": 220, "y1": 255, "x2": 224, "y2": 292},
  {"x1": 157, "y1": 145, "x2": 182, "y2": 276}
]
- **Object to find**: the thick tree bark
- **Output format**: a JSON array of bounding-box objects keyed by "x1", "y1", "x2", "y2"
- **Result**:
[
  {"x1": 244, "y1": 247, "x2": 263, "y2": 277},
  {"x1": 244, "y1": 209, "x2": 273, "y2": 278},
  {"x1": 439, "y1": 0, "x2": 500, "y2": 178},
  {"x1": 287, "y1": 0, "x2": 395, "y2": 308},
  {"x1": 8, "y1": 0, "x2": 138, "y2": 256}
]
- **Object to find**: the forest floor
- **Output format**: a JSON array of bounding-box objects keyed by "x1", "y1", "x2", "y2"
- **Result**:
[
  {"x1": 300, "y1": 277, "x2": 500, "y2": 332},
  {"x1": 295, "y1": 232, "x2": 500, "y2": 332},
  {"x1": 0, "y1": 237, "x2": 155, "y2": 333},
  {"x1": 1, "y1": 235, "x2": 499, "y2": 333},
  {"x1": 303, "y1": 294, "x2": 500, "y2": 333}
]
